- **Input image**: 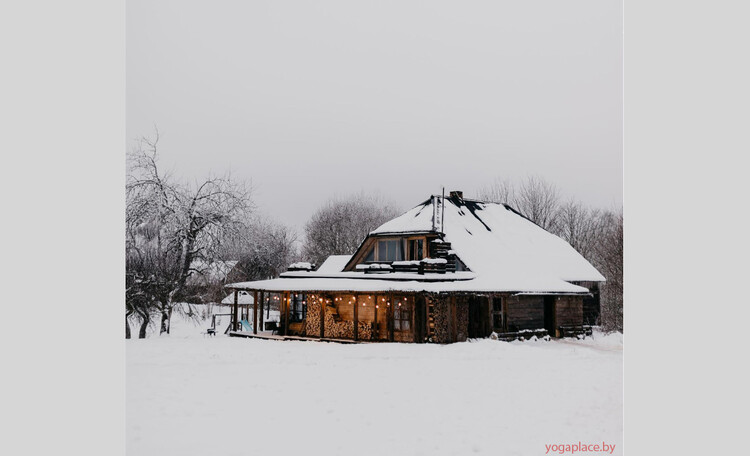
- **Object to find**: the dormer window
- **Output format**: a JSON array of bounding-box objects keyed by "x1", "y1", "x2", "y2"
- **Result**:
[
  {"x1": 407, "y1": 238, "x2": 424, "y2": 261},
  {"x1": 355, "y1": 235, "x2": 429, "y2": 268},
  {"x1": 377, "y1": 239, "x2": 403, "y2": 261}
]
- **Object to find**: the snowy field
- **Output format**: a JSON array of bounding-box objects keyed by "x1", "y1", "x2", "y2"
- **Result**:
[{"x1": 127, "y1": 312, "x2": 623, "y2": 456}]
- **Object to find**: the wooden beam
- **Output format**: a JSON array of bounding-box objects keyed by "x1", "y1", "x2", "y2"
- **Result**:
[
  {"x1": 373, "y1": 298, "x2": 378, "y2": 341},
  {"x1": 389, "y1": 293, "x2": 394, "y2": 342},
  {"x1": 233, "y1": 290, "x2": 239, "y2": 331},
  {"x1": 259, "y1": 291, "x2": 265, "y2": 332},
  {"x1": 253, "y1": 291, "x2": 258, "y2": 334},
  {"x1": 353, "y1": 293, "x2": 359, "y2": 341},
  {"x1": 283, "y1": 292, "x2": 290, "y2": 336},
  {"x1": 319, "y1": 295, "x2": 325, "y2": 339}
]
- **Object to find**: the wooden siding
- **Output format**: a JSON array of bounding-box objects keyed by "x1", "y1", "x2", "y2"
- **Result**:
[
  {"x1": 555, "y1": 296, "x2": 584, "y2": 328},
  {"x1": 505, "y1": 295, "x2": 545, "y2": 331}
]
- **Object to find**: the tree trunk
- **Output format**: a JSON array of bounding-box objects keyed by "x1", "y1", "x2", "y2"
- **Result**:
[
  {"x1": 126, "y1": 316, "x2": 131, "y2": 339},
  {"x1": 138, "y1": 314, "x2": 150, "y2": 339},
  {"x1": 160, "y1": 308, "x2": 170, "y2": 335}
]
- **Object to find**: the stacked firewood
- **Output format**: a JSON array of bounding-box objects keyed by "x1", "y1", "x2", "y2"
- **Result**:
[
  {"x1": 304, "y1": 301, "x2": 373, "y2": 340},
  {"x1": 431, "y1": 296, "x2": 451, "y2": 343},
  {"x1": 455, "y1": 297, "x2": 469, "y2": 342},
  {"x1": 323, "y1": 309, "x2": 373, "y2": 340},
  {"x1": 305, "y1": 301, "x2": 321, "y2": 337}
]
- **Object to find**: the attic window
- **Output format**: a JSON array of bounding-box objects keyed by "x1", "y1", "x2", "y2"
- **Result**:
[
  {"x1": 377, "y1": 239, "x2": 403, "y2": 262},
  {"x1": 407, "y1": 238, "x2": 424, "y2": 261}
]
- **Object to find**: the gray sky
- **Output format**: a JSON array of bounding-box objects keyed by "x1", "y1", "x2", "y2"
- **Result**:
[{"x1": 127, "y1": 0, "x2": 622, "y2": 231}]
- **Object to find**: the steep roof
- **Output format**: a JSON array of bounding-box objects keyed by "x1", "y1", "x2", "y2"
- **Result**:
[
  {"x1": 316, "y1": 255, "x2": 352, "y2": 273},
  {"x1": 372, "y1": 195, "x2": 605, "y2": 285},
  {"x1": 227, "y1": 194, "x2": 604, "y2": 294}
]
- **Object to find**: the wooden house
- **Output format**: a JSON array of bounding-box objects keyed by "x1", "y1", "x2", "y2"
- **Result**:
[{"x1": 225, "y1": 191, "x2": 605, "y2": 343}]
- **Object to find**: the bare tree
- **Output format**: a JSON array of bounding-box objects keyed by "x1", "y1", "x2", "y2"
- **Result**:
[
  {"x1": 513, "y1": 176, "x2": 561, "y2": 230},
  {"x1": 477, "y1": 177, "x2": 515, "y2": 205},
  {"x1": 126, "y1": 131, "x2": 254, "y2": 336},
  {"x1": 589, "y1": 210, "x2": 623, "y2": 332},
  {"x1": 224, "y1": 216, "x2": 300, "y2": 283},
  {"x1": 478, "y1": 176, "x2": 561, "y2": 230},
  {"x1": 303, "y1": 192, "x2": 401, "y2": 267},
  {"x1": 552, "y1": 200, "x2": 605, "y2": 260}
]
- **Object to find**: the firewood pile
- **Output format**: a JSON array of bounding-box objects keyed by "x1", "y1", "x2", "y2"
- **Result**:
[
  {"x1": 324, "y1": 311, "x2": 373, "y2": 340},
  {"x1": 455, "y1": 297, "x2": 469, "y2": 342},
  {"x1": 432, "y1": 296, "x2": 451, "y2": 343},
  {"x1": 305, "y1": 301, "x2": 321, "y2": 336},
  {"x1": 304, "y1": 301, "x2": 373, "y2": 340}
]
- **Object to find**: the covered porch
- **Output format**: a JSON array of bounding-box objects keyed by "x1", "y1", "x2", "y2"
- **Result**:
[{"x1": 223, "y1": 287, "x2": 429, "y2": 343}]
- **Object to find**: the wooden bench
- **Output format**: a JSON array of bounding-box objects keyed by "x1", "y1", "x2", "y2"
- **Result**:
[
  {"x1": 558, "y1": 325, "x2": 593, "y2": 339},
  {"x1": 493, "y1": 328, "x2": 549, "y2": 341}
]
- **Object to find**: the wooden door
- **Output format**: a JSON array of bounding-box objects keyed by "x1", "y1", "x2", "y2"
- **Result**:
[{"x1": 543, "y1": 296, "x2": 556, "y2": 335}]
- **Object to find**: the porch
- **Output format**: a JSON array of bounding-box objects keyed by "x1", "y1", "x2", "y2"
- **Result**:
[{"x1": 227, "y1": 330, "x2": 367, "y2": 344}]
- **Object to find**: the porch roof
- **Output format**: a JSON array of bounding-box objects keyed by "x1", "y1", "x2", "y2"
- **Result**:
[{"x1": 225, "y1": 273, "x2": 589, "y2": 294}]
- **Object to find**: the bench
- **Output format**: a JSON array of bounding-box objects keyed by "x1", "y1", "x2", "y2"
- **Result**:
[
  {"x1": 492, "y1": 328, "x2": 549, "y2": 341},
  {"x1": 558, "y1": 325, "x2": 593, "y2": 339}
]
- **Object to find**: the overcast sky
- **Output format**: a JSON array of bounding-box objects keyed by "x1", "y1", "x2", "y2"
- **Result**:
[{"x1": 127, "y1": 0, "x2": 622, "y2": 231}]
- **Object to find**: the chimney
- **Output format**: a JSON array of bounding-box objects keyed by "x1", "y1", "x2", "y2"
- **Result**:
[{"x1": 449, "y1": 190, "x2": 463, "y2": 200}]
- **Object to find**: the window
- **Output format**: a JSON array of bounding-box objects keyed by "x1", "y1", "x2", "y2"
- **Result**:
[
  {"x1": 407, "y1": 238, "x2": 424, "y2": 260},
  {"x1": 290, "y1": 293, "x2": 307, "y2": 322},
  {"x1": 377, "y1": 239, "x2": 403, "y2": 262},
  {"x1": 394, "y1": 305, "x2": 411, "y2": 331}
]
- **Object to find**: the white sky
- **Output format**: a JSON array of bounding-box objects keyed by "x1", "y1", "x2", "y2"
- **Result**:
[{"x1": 127, "y1": 0, "x2": 623, "y2": 230}]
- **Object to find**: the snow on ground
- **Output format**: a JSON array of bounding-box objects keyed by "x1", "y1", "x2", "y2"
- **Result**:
[{"x1": 127, "y1": 313, "x2": 623, "y2": 456}]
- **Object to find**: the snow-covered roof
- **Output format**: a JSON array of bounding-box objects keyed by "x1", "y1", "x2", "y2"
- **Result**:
[
  {"x1": 227, "y1": 194, "x2": 604, "y2": 295},
  {"x1": 225, "y1": 276, "x2": 589, "y2": 294},
  {"x1": 316, "y1": 255, "x2": 352, "y2": 273},
  {"x1": 370, "y1": 196, "x2": 605, "y2": 284},
  {"x1": 221, "y1": 290, "x2": 254, "y2": 304}
]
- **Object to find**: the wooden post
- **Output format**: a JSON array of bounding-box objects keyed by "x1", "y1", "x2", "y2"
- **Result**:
[
  {"x1": 353, "y1": 294, "x2": 359, "y2": 341},
  {"x1": 259, "y1": 291, "x2": 265, "y2": 332},
  {"x1": 413, "y1": 294, "x2": 419, "y2": 343},
  {"x1": 388, "y1": 293, "x2": 395, "y2": 342},
  {"x1": 488, "y1": 295, "x2": 494, "y2": 335},
  {"x1": 233, "y1": 289, "x2": 239, "y2": 331},
  {"x1": 319, "y1": 295, "x2": 325, "y2": 339},
  {"x1": 373, "y1": 298, "x2": 378, "y2": 341},
  {"x1": 283, "y1": 292, "x2": 290, "y2": 336},
  {"x1": 253, "y1": 291, "x2": 258, "y2": 334}
]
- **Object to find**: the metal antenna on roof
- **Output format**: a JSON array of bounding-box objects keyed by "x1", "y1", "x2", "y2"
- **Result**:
[{"x1": 441, "y1": 187, "x2": 445, "y2": 238}]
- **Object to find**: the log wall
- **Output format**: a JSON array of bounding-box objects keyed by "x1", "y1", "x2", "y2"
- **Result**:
[
  {"x1": 505, "y1": 295, "x2": 545, "y2": 331},
  {"x1": 555, "y1": 296, "x2": 584, "y2": 328}
]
